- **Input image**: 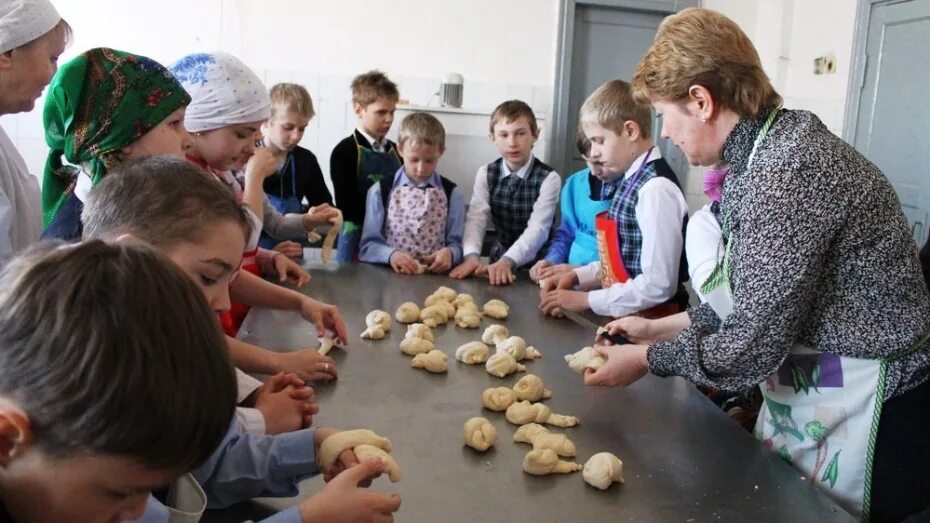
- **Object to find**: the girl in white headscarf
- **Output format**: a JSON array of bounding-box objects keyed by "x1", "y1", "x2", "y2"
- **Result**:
[{"x1": 0, "y1": 0, "x2": 69, "y2": 266}]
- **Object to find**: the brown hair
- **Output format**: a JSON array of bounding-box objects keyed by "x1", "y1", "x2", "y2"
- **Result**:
[
  {"x1": 398, "y1": 112, "x2": 445, "y2": 149},
  {"x1": 351, "y1": 70, "x2": 399, "y2": 106},
  {"x1": 82, "y1": 155, "x2": 252, "y2": 250},
  {"x1": 580, "y1": 79, "x2": 652, "y2": 139},
  {"x1": 575, "y1": 123, "x2": 591, "y2": 157},
  {"x1": 269, "y1": 82, "x2": 315, "y2": 119},
  {"x1": 489, "y1": 100, "x2": 538, "y2": 136},
  {"x1": 0, "y1": 240, "x2": 236, "y2": 469},
  {"x1": 632, "y1": 7, "x2": 781, "y2": 119}
]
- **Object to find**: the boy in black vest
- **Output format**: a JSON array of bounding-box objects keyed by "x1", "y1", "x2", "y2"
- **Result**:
[{"x1": 450, "y1": 100, "x2": 562, "y2": 286}]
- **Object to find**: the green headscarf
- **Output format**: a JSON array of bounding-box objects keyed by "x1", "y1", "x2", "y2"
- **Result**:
[{"x1": 42, "y1": 47, "x2": 191, "y2": 226}]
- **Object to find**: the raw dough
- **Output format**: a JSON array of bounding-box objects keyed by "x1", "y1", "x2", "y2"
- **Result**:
[
  {"x1": 306, "y1": 207, "x2": 343, "y2": 263},
  {"x1": 454, "y1": 306, "x2": 481, "y2": 328},
  {"x1": 513, "y1": 423, "x2": 576, "y2": 457},
  {"x1": 522, "y1": 449, "x2": 582, "y2": 475},
  {"x1": 565, "y1": 346, "x2": 606, "y2": 374},
  {"x1": 395, "y1": 302, "x2": 421, "y2": 323},
  {"x1": 505, "y1": 401, "x2": 579, "y2": 427},
  {"x1": 452, "y1": 293, "x2": 474, "y2": 308},
  {"x1": 360, "y1": 310, "x2": 392, "y2": 340},
  {"x1": 485, "y1": 352, "x2": 526, "y2": 378},
  {"x1": 413, "y1": 261, "x2": 426, "y2": 274},
  {"x1": 583, "y1": 452, "x2": 624, "y2": 489},
  {"x1": 481, "y1": 325, "x2": 510, "y2": 345},
  {"x1": 317, "y1": 336, "x2": 337, "y2": 356},
  {"x1": 455, "y1": 342, "x2": 490, "y2": 364},
  {"x1": 496, "y1": 336, "x2": 542, "y2": 361},
  {"x1": 400, "y1": 337, "x2": 434, "y2": 356},
  {"x1": 435, "y1": 300, "x2": 456, "y2": 321},
  {"x1": 513, "y1": 374, "x2": 552, "y2": 401},
  {"x1": 419, "y1": 305, "x2": 448, "y2": 328},
  {"x1": 482, "y1": 299, "x2": 509, "y2": 320},
  {"x1": 318, "y1": 429, "x2": 392, "y2": 472},
  {"x1": 405, "y1": 323, "x2": 434, "y2": 342},
  {"x1": 481, "y1": 387, "x2": 517, "y2": 411},
  {"x1": 463, "y1": 417, "x2": 497, "y2": 452},
  {"x1": 353, "y1": 444, "x2": 402, "y2": 482},
  {"x1": 433, "y1": 286, "x2": 457, "y2": 302},
  {"x1": 424, "y1": 293, "x2": 447, "y2": 307},
  {"x1": 411, "y1": 350, "x2": 448, "y2": 373}
]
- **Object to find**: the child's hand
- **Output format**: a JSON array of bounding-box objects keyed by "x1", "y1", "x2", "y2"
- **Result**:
[
  {"x1": 536, "y1": 263, "x2": 576, "y2": 282},
  {"x1": 272, "y1": 253, "x2": 311, "y2": 287},
  {"x1": 529, "y1": 260, "x2": 550, "y2": 282},
  {"x1": 449, "y1": 256, "x2": 481, "y2": 279},
  {"x1": 583, "y1": 344, "x2": 649, "y2": 387},
  {"x1": 539, "y1": 289, "x2": 588, "y2": 316},
  {"x1": 304, "y1": 204, "x2": 341, "y2": 230},
  {"x1": 298, "y1": 457, "x2": 402, "y2": 523},
  {"x1": 254, "y1": 373, "x2": 317, "y2": 434},
  {"x1": 423, "y1": 248, "x2": 453, "y2": 274},
  {"x1": 273, "y1": 240, "x2": 303, "y2": 259},
  {"x1": 554, "y1": 269, "x2": 579, "y2": 290},
  {"x1": 276, "y1": 349, "x2": 338, "y2": 382},
  {"x1": 486, "y1": 259, "x2": 515, "y2": 286},
  {"x1": 600, "y1": 316, "x2": 657, "y2": 345},
  {"x1": 244, "y1": 146, "x2": 279, "y2": 181},
  {"x1": 389, "y1": 251, "x2": 420, "y2": 275},
  {"x1": 299, "y1": 297, "x2": 349, "y2": 345}
]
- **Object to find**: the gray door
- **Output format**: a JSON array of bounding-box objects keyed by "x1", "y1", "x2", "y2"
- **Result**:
[
  {"x1": 852, "y1": 0, "x2": 930, "y2": 245},
  {"x1": 565, "y1": 5, "x2": 689, "y2": 181}
]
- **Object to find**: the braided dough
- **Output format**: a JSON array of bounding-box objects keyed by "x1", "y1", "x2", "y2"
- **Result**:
[
  {"x1": 522, "y1": 449, "x2": 582, "y2": 475},
  {"x1": 405, "y1": 323, "x2": 434, "y2": 342},
  {"x1": 565, "y1": 346, "x2": 606, "y2": 374},
  {"x1": 452, "y1": 293, "x2": 474, "y2": 308},
  {"x1": 505, "y1": 401, "x2": 579, "y2": 427},
  {"x1": 360, "y1": 310, "x2": 391, "y2": 340},
  {"x1": 419, "y1": 305, "x2": 448, "y2": 328},
  {"x1": 583, "y1": 452, "x2": 624, "y2": 489},
  {"x1": 317, "y1": 336, "x2": 337, "y2": 356},
  {"x1": 411, "y1": 350, "x2": 448, "y2": 373},
  {"x1": 513, "y1": 423, "x2": 576, "y2": 457},
  {"x1": 481, "y1": 325, "x2": 509, "y2": 345},
  {"x1": 496, "y1": 336, "x2": 542, "y2": 361},
  {"x1": 400, "y1": 337, "x2": 434, "y2": 356},
  {"x1": 353, "y1": 444, "x2": 402, "y2": 482},
  {"x1": 463, "y1": 417, "x2": 497, "y2": 452},
  {"x1": 318, "y1": 429, "x2": 392, "y2": 472},
  {"x1": 395, "y1": 302, "x2": 421, "y2": 323},
  {"x1": 455, "y1": 342, "x2": 490, "y2": 364},
  {"x1": 433, "y1": 286, "x2": 457, "y2": 302},
  {"x1": 482, "y1": 299, "x2": 509, "y2": 320},
  {"x1": 454, "y1": 304, "x2": 481, "y2": 328},
  {"x1": 481, "y1": 387, "x2": 517, "y2": 411},
  {"x1": 513, "y1": 374, "x2": 552, "y2": 401},
  {"x1": 485, "y1": 352, "x2": 525, "y2": 378}
]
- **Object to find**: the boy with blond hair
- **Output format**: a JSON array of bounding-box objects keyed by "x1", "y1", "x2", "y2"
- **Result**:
[
  {"x1": 540, "y1": 79, "x2": 688, "y2": 318},
  {"x1": 360, "y1": 112, "x2": 465, "y2": 274},
  {"x1": 330, "y1": 70, "x2": 402, "y2": 261},
  {"x1": 450, "y1": 100, "x2": 562, "y2": 286}
]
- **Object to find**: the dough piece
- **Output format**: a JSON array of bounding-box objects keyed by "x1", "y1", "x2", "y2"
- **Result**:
[
  {"x1": 424, "y1": 292, "x2": 447, "y2": 308},
  {"x1": 481, "y1": 324, "x2": 510, "y2": 345},
  {"x1": 513, "y1": 424, "x2": 576, "y2": 457},
  {"x1": 320, "y1": 209, "x2": 343, "y2": 263},
  {"x1": 522, "y1": 449, "x2": 582, "y2": 475},
  {"x1": 433, "y1": 285, "x2": 457, "y2": 302},
  {"x1": 413, "y1": 261, "x2": 426, "y2": 274},
  {"x1": 452, "y1": 293, "x2": 474, "y2": 308},
  {"x1": 583, "y1": 452, "x2": 624, "y2": 489},
  {"x1": 353, "y1": 444, "x2": 402, "y2": 482},
  {"x1": 435, "y1": 300, "x2": 456, "y2": 321},
  {"x1": 318, "y1": 429, "x2": 392, "y2": 472},
  {"x1": 482, "y1": 299, "x2": 510, "y2": 320},
  {"x1": 400, "y1": 337, "x2": 434, "y2": 356},
  {"x1": 419, "y1": 305, "x2": 448, "y2": 328},
  {"x1": 411, "y1": 350, "x2": 448, "y2": 373},
  {"x1": 361, "y1": 310, "x2": 392, "y2": 340},
  {"x1": 317, "y1": 336, "x2": 343, "y2": 356},
  {"x1": 565, "y1": 346, "x2": 606, "y2": 374},
  {"x1": 513, "y1": 374, "x2": 552, "y2": 401},
  {"x1": 394, "y1": 302, "x2": 421, "y2": 324},
  {"x1": 454, "y1": 306, "x2": 481, "y2": 329},
  {"x1": 495, "y1": 336, "x2": 541, "y2": 361},
  {"x1": 405, "y1": 323, "x2": 434, "y2": 342},
  {"x1": 455, "y1": 341, "x2": 490, "y2": 364},
  {"x1": 505, "y1": 401, "x2": 579, "y2": 427},
  {"x1": 485, "y1": 352, "x2": 526, "y2": 378},
  {"x1": 463, "y1": 417, "x2": 497, "y2": 452},
  {"x1": 481, "y1": 387, "x2": 517, "y2": 411}
]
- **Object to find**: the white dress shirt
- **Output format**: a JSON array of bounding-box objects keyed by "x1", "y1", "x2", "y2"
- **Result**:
[
  {"x1": 462, "y1": 155, "x2": 562, "y2": 267},
  {"x1": 357, "y1": 128, "x2": 388, "y2": 153},
  {"x1": 686, "y1": 204, "x2": 723, "y2": 303},
  {"x1": 574, "y1": 148, "x2": 688, "y2": 317}
]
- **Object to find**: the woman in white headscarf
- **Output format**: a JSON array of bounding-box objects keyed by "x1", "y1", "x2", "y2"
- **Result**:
[{"x1": 0, "y1": 0, "x2": 69, "y2": 266}]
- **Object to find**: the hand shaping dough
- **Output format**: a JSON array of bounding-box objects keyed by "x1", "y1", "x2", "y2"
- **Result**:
[
  {"x1": 513, "y1": 374, "x2": 552, "y2": 401},
  {"x1": 482, "y1": 299, "x2": 510, "y2": 320},
  {"x1": 565, "y1": 346, "x2": 606, "y2": 374},
  {"x1": 353, "y1": 444, "x2": 402, "y2": 482},
  {"x1": 522, "y1": 449, "x2": 582, "y2": 475},
  {"x1": 505, "y1": 401, "x2": 579, "y2": 427},
  {"x1": 452, "y1": 293, "x2": 474, "y2": 308},
  {"x1": 496, "y1": 336, "x2": 542, "y2": 361},
  {"x1": 454, "y1": 306, "x2": 481, "y2": 328},
  {"x1": 411, "y1": 350, "x2": 449, "y2": 373},
  {"x1": 583, "y1": 452, "x2": 624, "y2": 489},
  {"x1": 400, "y1": 337, "x2": 434, "y2": 356},
  {"x1": 463, "y1": 417, "x2": 497, "y2": 452},
  {"x1": 513, "y1": 423, "x2": 576, "y2": 457},
  {"x1": 306, "y1": 207, "x2": 343, "y2": 263},
  {"x1": 419, "y1": 305, "x2": 448, "y2": 328},
  {"x1": 361, "y1": 310, "x2": 392, "y2": 340},
  {"x1": 318, "y1": 429, "x2": 392, "y2": 472},
  {"x1": 405, "y1": 323, "x2": 434, "y2": 342},
  {"x1": 481, "y1": 324, "x2": 510, "y2": 345},
  {"x1": 485, "y1": 352, "x2": 526, "y2": 378},
  {"x1": 481, "y1": 387, "x2": 517, "y2": 411},
  {"x1": 395, "y1": 302, "x2": 421, "y2": 323},
  {"x1": 455, "y1": 341, "x2": 490, "y2": 364}
]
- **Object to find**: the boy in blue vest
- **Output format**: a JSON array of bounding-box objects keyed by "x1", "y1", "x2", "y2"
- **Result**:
[
  {"x1": 540, "y1": 79, "x2": 689, "y2": 318},
  {"x1": 450, "y1": 100, "x2": 562, "y2": 286},
  {"x1": 360, "y1": 112, "x2": 465, "y2": 274}
]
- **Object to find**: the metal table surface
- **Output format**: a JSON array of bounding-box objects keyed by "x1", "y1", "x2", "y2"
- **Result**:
[{"x1": 206, "y1": 263, "x2": 850, "y2": 523}]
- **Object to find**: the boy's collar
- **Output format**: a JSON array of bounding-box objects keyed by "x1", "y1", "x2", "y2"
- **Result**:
[
  {"x1": 623, "y1": 146, "x2": 661, "y2": 180},
  {"x1": 501, "y1": 155, "x2": 534, "y2": 178},
  {"x1": 356, "y1": 128, "x2": 387, "y2": 151}
]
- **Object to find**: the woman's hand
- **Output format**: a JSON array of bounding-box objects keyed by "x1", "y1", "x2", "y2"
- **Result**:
[{"x1": 583, "y1": 344, "x2": 649, "y2": 387}]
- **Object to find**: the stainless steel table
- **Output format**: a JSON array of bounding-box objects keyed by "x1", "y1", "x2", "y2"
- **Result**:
[{"x1": 206, "y1": 264, "x2": 851, "y2": 522}]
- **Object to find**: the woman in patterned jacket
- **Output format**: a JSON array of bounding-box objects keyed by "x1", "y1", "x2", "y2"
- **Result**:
[{"x1": 585, "y1": 8, "x2": 930, "y2": 521}]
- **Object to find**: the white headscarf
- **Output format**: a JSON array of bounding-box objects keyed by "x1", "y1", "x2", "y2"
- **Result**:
[
  {"x1": 170, "y1": 52, "x2": 271, "y2": 133},
  {"x1": 0, "y1": 0, "x2": 61, "y2": 53}
]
